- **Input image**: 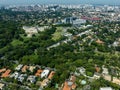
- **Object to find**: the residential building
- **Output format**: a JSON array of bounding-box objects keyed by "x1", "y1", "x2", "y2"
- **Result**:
[
  {"x1": 35, "y1": 69, "x2": 43, "y2": 77},
  {"x1": 22, "y1": 65, "x2": 29, "y2": 72},
  {"x1": 15, "y1": 64, "x2": 23, "y2": 71},
  {"x1": 48, "y1": 71, "x2": 55, "y2": 79},
  {"x1": 1, "y1": 69, "x2": 11, "y2": 78},
  {"x1": 27, "y1": 75, "x2": 36, "y2": 83},
  {"x1": 0, "y1": 83, "x2": 5, "y2": 90},
  {"x1": 18, "y1": 74, "x2": 27, "y2": 82},
  {"x1": 41, "y1": 69, "x2": 50, "y2": 78}
]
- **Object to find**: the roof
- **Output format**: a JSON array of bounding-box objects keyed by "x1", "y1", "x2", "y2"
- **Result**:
[
  {"x1": 0, "y1": 68, "x2": 6, "y2": 73},
  {"x1": 22, "y1": 65, "x2": 28, "y2": 72},
  {"x1": 35, "y1": 69, "x2": 43, "y2": 76},
  {"x1": 0, "y1": 83, "x2": 5, "y2": 89},
  {"x1": 71, "y1": 84, "x2": 76, "y2": 90},
  {"x1": 27, "y1": 75, "x2": 36, "y2": 83},
  {"x1": 40, "y1": 79, "x2": 49, "y2": 88},
  {"x1": 29, "y1": 66, "x2": 36, "y2": 72},
  {"x1": 1, "y1": 69, "x2": 11, "y2": 78},
  {"x1": 15, "y1": 64, "x2": 23, "y2": 71},
  {"x1": 70, "y1": 75, "x2": 76, "y2": 82},
  {"x1": 48, "y1": 71, "x2": 55, "y2": 79},
  {"x1": 63, "y1": 81, "x2": 71, "y2": 90},
  {"x1": 96, "y1": 39, "x2": 104, "y2": 44},
  {"x1": 41, "y1": 69, "x2": 50, "y2": 78},
  {"x1": 95, "y1": 67, "x2": 101, "y2": 73},
  {"x1": 100, "y1": 87, "x2": 112, "y2": 90}
]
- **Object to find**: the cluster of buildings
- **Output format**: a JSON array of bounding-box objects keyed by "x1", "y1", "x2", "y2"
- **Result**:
[
  {"x1": 62, "y1": 17, "x2": 86, "y2": 26},
  {"x1": 61, "y1": 64, "x2": 120, "y2": 90},
  {"x1": 0, "y1": 64, "x2": 55, "y2": 89},
  {"x1": 62, "y1": 75, "x2": 76, "y2": 90},
  {"x1": 23, "y1": 26, "x2": 49, "y2": 37}
]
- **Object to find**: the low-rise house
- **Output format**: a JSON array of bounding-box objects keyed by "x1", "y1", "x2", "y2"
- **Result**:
[
  {"x1": 77, "y1": 67, "x2": 86, "y2": 75},
  {"x1": 0, "y1": 68, "x2": 6, "y2": 73},
  {"x1": 18, "y1": 74, "x2": 27, "y2": 82},
  {"x1": 27, "y1": 75, "x2": 36, "y2": 83},
  {"x1": 102, "y1": 67, "x2": 109, "y2": 75},
  {"x1": 100, "y1": 87, "x2": 113, "y2": 90},
  {"x1": 22, "y1": 65, "x2": 29, "y2": 73},
  {"x1": 15, "y1": 64, "x2": 23, "y2": 71},
  {"x1": 1, "y1": 69, "x2": 11, "y2": 78},
  {"x1": 48, "y1": 71, "x2": 55, "y2": 79},
  {"x1": 35, "y1": 69, "x2": 43, "y2": 77},
  {"x1": 93, "y1": 72, "x2": 101, "y2": 79},
  {"x1": 40, "y1": 79, "x2": 50, "y2": 88},
  {"x1": 0, "y1": 83, "x2": 5, "y2": 90},
  {"x1": 41, "y1": 69, "x2": 50, "y2": 78},
  {"x1": 63, "y1": 80, "x2": 76, "y2": 90},
  {"x1": 103, "y1": 75, "x2": 111, "y2": 81},
  {"x1": 10, "y1": 72, "x2": 19, "y2": 79},
  {"x1": 112, "y1": 77, "x2": 120, "y2": 85},
  {"x1": 95, "y1": 66, "x2": 101, "y2": 73},
  {"x1": 62, "y1": 75, "x2": 76, "y2": 90},
  {"x1": 96, "y1": 39, "x2": 104, "y2": 44},
  {"x1": 28, "y1": 66, "x2": 36, "y2": 72}
]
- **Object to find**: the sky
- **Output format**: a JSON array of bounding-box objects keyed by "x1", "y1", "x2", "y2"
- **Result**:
[{"x1": 0, "y1": 0, "x2": 120, "y2": 5}]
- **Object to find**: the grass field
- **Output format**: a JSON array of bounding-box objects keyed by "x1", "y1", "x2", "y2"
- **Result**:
[
  {"x1": 52, "y1": 27, "x2": 63, "y2": 41},
  {"x1": 11, "y1": 39, "x2": 23, "y2": 46}
]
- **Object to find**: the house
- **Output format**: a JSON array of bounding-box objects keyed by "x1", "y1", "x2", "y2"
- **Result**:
[
  {"x1": 40, "y1": 79, "x2": 50, "y2": 88},
  {"x1": 1, "y1": 69, "x2": 11, "y2": 78},
  {"x1": 93, "y1": 72, "x2": 101, "y2": 79},
  {"x1": 10, "y1": 72, "x2": 19, "y2": 79},
  {"x1": 48, "y1": 71, "x2": 55, "y2": 79},
  {"x1": 63, "y1": 75, "x2": 76, "y2": 90},
  {"x1": 77, "y1": 67, "x2": 86, "y2": 75},
  {"x1": 15, "y1": 64, "x2": 23, "y2": 71},
  {"x1": 0, "y1": 83, "x2": 5, "y2": 90},
  {"x1": 35, "y1": 69, "x2": 43, "y2": 77},
  {"x1": 112, "y1": 77, "x2": 120, "y2": 85},
  {"x1": 63, "y1": 80, "x2": 76, "y2": 90},
  {"x1": 95, "y1": 66, "x2": 101, "y2": 73},
  {"x1": 103, "y1": 75, "x2": 111, "y2": 81},
  {"x1": 96, "y1": 39, "x2": 104, "y2": 44},
  {"x1": 28, "y1": 66, "x2": 36, "y2": 72},
  {"x1": 63, "y1": 81, "x2": 71, "y2": 90},
  {"x1": 0, "y1": 68, "x2": 6, "y2": 73},
  {"x1": 27, "y1": 75, "x2": 36, "y2": 83},
  {"x1": 100, "y1": 87, "x2": 112, "y2": 90},
  {"x1": 102, "y1": 67, "x2": 109, "y2": 75},
  {"x1": 41, "y1": 69, "x2": 50, "y2": 78},
  {"x1": 18, "y1": 74, "x2": 27, "y2": 82},
  {"x1": 22, "y1": 65, "x2": 29, "y2": 72}
]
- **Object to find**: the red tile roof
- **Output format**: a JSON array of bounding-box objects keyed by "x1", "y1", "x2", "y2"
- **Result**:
[
  {"x1": 1, "y1": 69, "x2": 11, "y2": 78},
  {"x1": 35, "y1": 69, "x2": 43, "y2": 76},
  {"x1": 63, "y1": 81, "x2": 71, "y2": 90}
]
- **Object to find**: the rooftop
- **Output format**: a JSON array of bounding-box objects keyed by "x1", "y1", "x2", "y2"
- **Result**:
[
  {"x1": 35, "y1": 69, "x2": 43, "y2": 76},
  {"x1": 1, "y1": 69, "x2": 11, "y2": 78}
]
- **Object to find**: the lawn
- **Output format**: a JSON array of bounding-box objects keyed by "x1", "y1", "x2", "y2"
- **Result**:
[
  {"x1": 11, "y1": 39, "x2": 23, "y2": 46},
  {"x1": 52, "y1": 27, "x2": 63, "y2": 41}
]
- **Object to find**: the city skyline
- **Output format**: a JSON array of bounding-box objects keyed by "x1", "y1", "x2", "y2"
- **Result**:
[{"x1": 0, "y1": 0, "x2": 120, "y2": 5}]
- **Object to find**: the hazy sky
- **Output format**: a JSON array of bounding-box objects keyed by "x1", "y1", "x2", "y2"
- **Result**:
[{"x1": 0, "y1": 0, "x2": 119, "y2": 5}]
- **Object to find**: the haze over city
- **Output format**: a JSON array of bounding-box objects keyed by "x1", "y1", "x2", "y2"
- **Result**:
[{"x1": 0, "y1": 0, "x2": 120, "y2": 5}]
